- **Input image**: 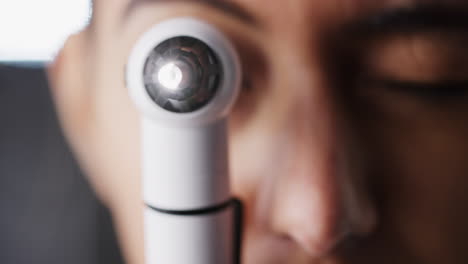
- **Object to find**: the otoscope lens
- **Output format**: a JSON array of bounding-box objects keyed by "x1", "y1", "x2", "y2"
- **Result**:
[{"x1": 143, "y1": 36, "x2": 223, "y2": 113}]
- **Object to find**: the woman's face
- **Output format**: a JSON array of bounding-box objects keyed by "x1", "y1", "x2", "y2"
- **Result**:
[{"x1": 49, "y1": 0, "x2": 468, "y2": 263}]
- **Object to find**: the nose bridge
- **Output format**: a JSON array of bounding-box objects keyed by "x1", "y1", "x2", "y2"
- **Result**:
[
  {"x1": 273, "y1": 40, "x2": 338, "y2": 172},
  {"x1": 267, "y1": 45, "x2": 375, "y2": 256},
  {"x1": 277, "y1": 67, "x2": 345, "y2": 255}
]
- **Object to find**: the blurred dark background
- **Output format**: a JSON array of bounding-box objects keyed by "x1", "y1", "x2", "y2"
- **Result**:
[{"x1": 0, "y1": 2, "x2": 124, "y2": 263}]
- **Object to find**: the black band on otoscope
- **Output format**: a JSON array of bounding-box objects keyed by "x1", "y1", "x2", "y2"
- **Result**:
[
  {"x1": 146, "y1": 199, "x2": 234, "y2": 216},
  {"x1": 146, "y1": 198, "x2": 245, "y2": 264}
]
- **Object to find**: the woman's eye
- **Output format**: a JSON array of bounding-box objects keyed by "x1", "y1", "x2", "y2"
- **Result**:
[
  {"x1": 357, "y1": 31, "x2": 468, "y2": 101},
  {"x1": 368, "y1": 78, "x2": 468, "y2": 102}
]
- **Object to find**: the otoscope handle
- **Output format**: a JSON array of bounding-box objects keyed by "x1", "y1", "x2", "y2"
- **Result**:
[
  {"x1": 145, "y1": 199, "x2": 243, "y2": 264},
  {"x1": 142, "y1": 118, "x2": 231, "y2": 210},
  {"x1": 141, "y1": 118, "x2": 243, "y2": 263}
]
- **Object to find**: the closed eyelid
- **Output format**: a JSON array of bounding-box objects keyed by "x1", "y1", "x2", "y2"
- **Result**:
[{"x1": 357, "y1": 32, "x2": 468, "y2": 83}]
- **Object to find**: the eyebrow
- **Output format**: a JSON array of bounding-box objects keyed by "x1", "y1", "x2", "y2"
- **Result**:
[
  {"x1": 351, "y1": 5, "x2": 468, "y2": 36},
  {"x1": 123, "y1": 0, "x2": 256, "y2": 25}
]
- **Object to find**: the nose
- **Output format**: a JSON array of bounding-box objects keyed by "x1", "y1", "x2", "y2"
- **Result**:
[{"x1": 267, "y1": 52, "x2": 377, "y2": 257}]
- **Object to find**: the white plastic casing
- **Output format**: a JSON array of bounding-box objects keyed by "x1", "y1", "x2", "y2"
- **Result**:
[
  {"x1": 127, "y1": 18, "x2": 241, "y2": 211},
  {"x1": 127, "y1": 18, "x2": 241, "y2": 264},
  {"x1": 145, "y1": 207, "x2": 234, "y2": 264}
]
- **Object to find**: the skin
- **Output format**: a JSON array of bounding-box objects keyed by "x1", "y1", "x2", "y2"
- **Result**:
[{"x1": 48, "y1": 0, "x2": 468, "y2": 263}]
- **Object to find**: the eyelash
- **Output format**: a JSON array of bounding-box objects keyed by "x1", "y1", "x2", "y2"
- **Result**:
[
  {"x1": 374, "y1": 79, "x2": 468, "y2": 102},
  {"x1": 238, "y1": 62, "x2": 468, "y2": 105}
]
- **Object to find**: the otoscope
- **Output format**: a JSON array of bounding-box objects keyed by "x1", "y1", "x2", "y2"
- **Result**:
[{"x1": 126, "y1": 18, "x2": 243, "y2": 264}]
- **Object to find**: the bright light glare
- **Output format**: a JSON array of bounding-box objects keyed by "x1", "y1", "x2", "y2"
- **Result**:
[
  {"x1": 0, "y1": 0, "x2": 91, "y2": 62},
  {"x1": 157, "y1": 63, "x2": 184, "y2": 90}
]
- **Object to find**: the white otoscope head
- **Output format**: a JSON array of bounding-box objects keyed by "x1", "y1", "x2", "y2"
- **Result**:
[
  {"x1": 127, "y1": 17, "x2": 241, "y2": 127},
  {"x1": 126, "y1": 18, "x2": 242, "y2": 264},
  {"x1": 126, "y1": 18, "x2": 241, "y2": 210}
]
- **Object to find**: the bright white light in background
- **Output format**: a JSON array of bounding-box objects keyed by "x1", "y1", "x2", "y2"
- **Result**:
[{"x1": 0, "y1": 0, "x2": 91, "y2": 62}]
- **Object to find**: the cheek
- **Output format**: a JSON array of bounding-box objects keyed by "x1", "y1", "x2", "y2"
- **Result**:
[
  {"x1": 228, "y1": 118, "x2": 275, "y2": 197},
  {"x1": 367, "y1": 108, "x2": 468, "y2": 203},
  {"x1": 227, "y1": 94, "x2": 290, "y2": 198},
  {"x1": 362, "y1": 107, "x2": 468, "y2": 261}
]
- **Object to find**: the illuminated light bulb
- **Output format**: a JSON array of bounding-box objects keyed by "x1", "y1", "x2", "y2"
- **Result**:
[{"x1": 157, "y1": 62, "x2": 183, "y2": 90}]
